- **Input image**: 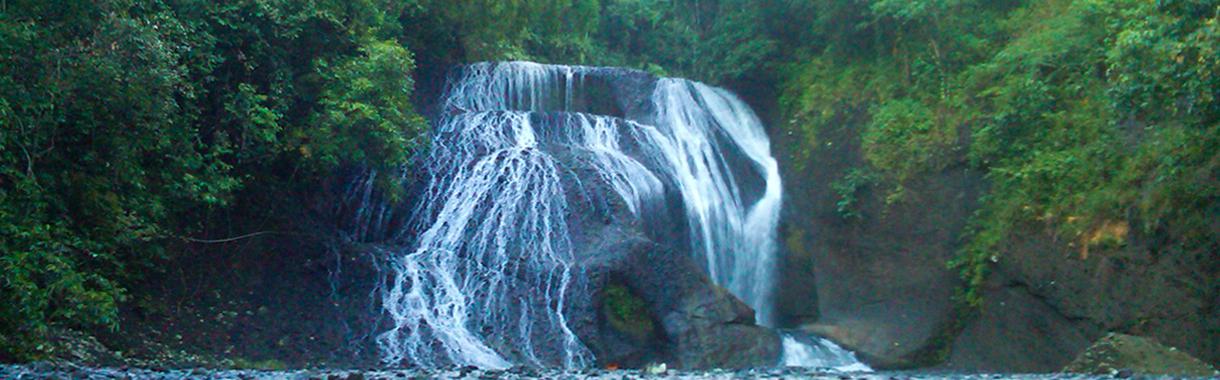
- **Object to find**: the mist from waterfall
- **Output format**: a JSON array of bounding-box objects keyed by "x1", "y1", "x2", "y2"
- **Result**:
[{"x1": 375, "y1": 61, "x2": 858, "y2": 370}]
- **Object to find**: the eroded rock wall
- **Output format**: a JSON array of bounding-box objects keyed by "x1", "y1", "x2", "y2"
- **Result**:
[{"x1": 767, "y1": 102, "x2": 1219, "y2": 371}]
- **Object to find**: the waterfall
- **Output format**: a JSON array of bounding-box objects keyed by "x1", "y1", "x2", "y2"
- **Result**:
[
  {"x1": 648, "y1": 78, "x2": 784, "y2": 325},
  {"x1": 375, "y1": 61, "x2": 863, "y2": 371}
]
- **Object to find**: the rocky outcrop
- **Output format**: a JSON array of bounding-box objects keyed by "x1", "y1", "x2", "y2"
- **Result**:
[
  {"x1": 1063, "y1": 333, "x2": 1218, "y2": 377},
  {"x1": 943, "y1": 281, "x2": 1094, "y2": 372},
  {"x1": 770, "y1": 107, "x2": 982, "y2": 368},
  {"x1": 566, "y1": 163, "x2": 781, "y2": 369},
  {"x1": 766, "y1": 101, "x2": 1220, "y2": 371},
  {"x1": 946, "y1": 225, "x2": 1219, "y2": 372},
  {"x1": 576, "y1": 233, "x2": 780, "y2": 369}
]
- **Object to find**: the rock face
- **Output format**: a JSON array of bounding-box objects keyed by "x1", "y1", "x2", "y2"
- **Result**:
[
  {"x1": 940, "y1": 283, "x2": 1093, "y2": 372},
  {"x1": 770, "y1": 107, "x2": 982, "y2": 368},
  {"x1": 1063, "y1": 333, "x2": 1218, "y2": 377},
  {"x1": 767, "y1": 101, "x2": 1220, "y2": 371},
  {"x1": 943, "y1": 224, "x2": 1219, "y2": 372}
]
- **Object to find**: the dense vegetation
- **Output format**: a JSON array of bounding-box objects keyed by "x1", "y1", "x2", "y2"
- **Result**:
[
  {"x1": 1, "y1": 0, "x2": 1216, "y2": 363},
  {"x1": 0, "y1": 0, "x2": 426, "y2": 354},
  {"x1": 773, "y1": 0, "x2": 1217, "y2": 310}
]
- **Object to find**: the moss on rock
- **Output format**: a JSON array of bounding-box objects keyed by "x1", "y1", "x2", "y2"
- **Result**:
[{"x1": 603, "y1": 284, "x2": 655, "y2": 343}]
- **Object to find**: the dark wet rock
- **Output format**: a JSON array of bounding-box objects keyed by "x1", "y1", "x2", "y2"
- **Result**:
[
  {"x1": 937, "y1": 227, "x2": 1220, "y2": 372},
  {"x1": 981, "y1": 229, "x2": 1218, "y2": 367},
  {"x1": 769, "y1": 102, "x2": 981, "y2": 369},
  {"x1": 1062, "y1": 333, "x2": 1218, "y2": 377},
  {"x1": 768, "y1": 96, "x2": 1219, "y2": 372},
  {"x1": 945, "y1": 280, "x2": 1094, "y2": 372},
  {"x1": 558, "y1": 167, "x2": 775, "y2": 369},
  {"x1": 572, "y1": 228, "x2": 782, "y2": 369}
]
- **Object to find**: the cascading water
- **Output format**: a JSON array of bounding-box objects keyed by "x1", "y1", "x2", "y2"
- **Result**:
[
  {"x1": 375, "y1": 105, "x2": 594, "y2": 369},
  {"x1": 648, "y1": 78, "x2": 784, "y2": 326},
  {"x1": 376, "y1": 61, "x2": 867, "y2": 371},
  {"x1": 780, "y1": 333, "x2": 872, "y2": 372}
]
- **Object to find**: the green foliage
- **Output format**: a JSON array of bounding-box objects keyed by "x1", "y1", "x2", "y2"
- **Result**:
[
  {"x1": 0, "y1": 0, "x2": 427, "y2": 355},
  {"x1": 662, "y1": 0, "x2": 777, "y2": 82},
  {"x1": 413, "y1": 0, "x2": 779, "y2": 84},
  {"x1": 777, "y1": 58, "x2": 903, "y2": 170},
  {"x1": 1, "y1": 0, "x2": 218, "y2": 347},
  {"x1": 951, "y1": 0, "x2": 1217, "y2": 308},
  {"x1": 1106, "y1": 0, "x2": 1219, "y2": 125},
  {"x1": 863, "y1": 98, "x2": 956, "y2": 202},
  {"x1": 309, "y1": 40, "x2": 427, "y2": 176},
  {"x1": 830, "y1": 169, "x2": 878, "y2": 220},
  {"x1": 777, "y1": 0, "x2": 1220, "y2": 314},
  {"x1": 870, "y1": 0, "x2": 957, "y2": 21},
  {"x1": 603, "y1": 283, "x2": 655, "y2": 342},
  {"x1": 408, "y1": 0, "x2": 602, "y2": 63}
]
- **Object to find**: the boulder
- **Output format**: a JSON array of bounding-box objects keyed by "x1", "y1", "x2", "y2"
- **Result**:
[
  {"x1": 1063, "y1": 333, "x2": 1218, "y2": 377},
  {"x1": 945, "y1": 281, "x2": 1094, "y2": 372},
  {"x1": 560, "y1": 153, "x2": 779, "y2": 369},
  {"x1": 571, "y1": 222, "x2": 781, "y2": 370}
]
